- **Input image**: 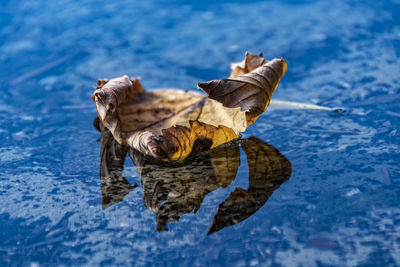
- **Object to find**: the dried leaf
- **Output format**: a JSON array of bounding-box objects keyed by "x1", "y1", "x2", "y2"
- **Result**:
[{"x1": 92, "y1": 53, "x2": 287, "y2": 161}]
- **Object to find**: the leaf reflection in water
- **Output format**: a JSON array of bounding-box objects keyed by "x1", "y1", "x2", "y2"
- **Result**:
[{"x1": 97, "y1": 118, "x2": 291, "y2": 235}]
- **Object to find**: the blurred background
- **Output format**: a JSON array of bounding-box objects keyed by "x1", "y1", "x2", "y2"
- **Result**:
[{"x1": 0, "y1": 0, "x2": 399, "y2": 265}]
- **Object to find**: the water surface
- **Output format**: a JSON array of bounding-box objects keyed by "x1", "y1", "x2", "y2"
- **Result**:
[{"x1": 1, "y1": 0, "x2": 400, "y2": 265}]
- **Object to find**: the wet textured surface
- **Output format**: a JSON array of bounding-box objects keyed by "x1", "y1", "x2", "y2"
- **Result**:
[{"x1": 1, "y1": 0, "x2": 400, "y2": 266}]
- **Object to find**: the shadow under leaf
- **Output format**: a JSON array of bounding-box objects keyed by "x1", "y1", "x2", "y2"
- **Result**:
[{"x1": 96, "y1": 118, "x2": 292, "y2": 234}]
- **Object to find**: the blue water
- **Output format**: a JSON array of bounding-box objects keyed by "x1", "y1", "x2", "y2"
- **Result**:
[{"x1": 1, "y1": 0, "x2": 400, "y2": 265}]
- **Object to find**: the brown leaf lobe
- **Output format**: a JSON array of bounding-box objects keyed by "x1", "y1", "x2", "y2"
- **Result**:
[{"x1": 198, "y1": 57, "x2": 287, "y2": 123}]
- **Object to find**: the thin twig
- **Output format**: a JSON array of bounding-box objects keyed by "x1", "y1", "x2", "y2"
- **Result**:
[{"x1": 269, "y1": 100, "x2": 334, "y2": 111}]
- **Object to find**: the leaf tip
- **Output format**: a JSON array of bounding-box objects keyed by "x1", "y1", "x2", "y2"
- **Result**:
[
  {"x1": 280, "y1": 57, "x2": 287, "y2": 74},
  {"x1": 197, "y1": 81, "x2": 211, "y2": 94}
]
